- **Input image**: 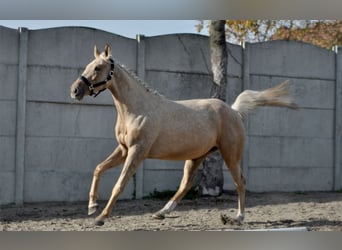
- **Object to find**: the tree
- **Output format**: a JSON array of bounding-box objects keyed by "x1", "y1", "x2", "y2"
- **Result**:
[
  {"x1": 196, "y1": 20, "x2": 226, "y2": 196},
  {"x1": 197, "y1": 20, "x2": 281, "y2": 44},
  {"x1": 225, "y1": 20, "x2": 278, "y2": 44},
  {"x1": 270, "y1": 20, "x2": 342, "y2": 50},
  {"x1": 197, "y1": 20, "x2": 342, "y2": 49}
]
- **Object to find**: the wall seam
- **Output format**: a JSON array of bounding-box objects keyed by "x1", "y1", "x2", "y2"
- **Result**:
[
  {"x1": 242, "y1": 43, "x2": 250, "y2": 186},
  {"x1": 15, "y1": 27, "x2": 29, "y2": 205},
  {"x1": 334, "y1": 47, "x2": 342, "y2": 191},
  {"x1": 135, "y1": 34, "x2": 146, "y2": 199}
]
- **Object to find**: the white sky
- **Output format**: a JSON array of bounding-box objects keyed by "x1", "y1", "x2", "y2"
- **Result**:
[{"x1": 0, "y1": 20, "x2": 208, "y2": 38}]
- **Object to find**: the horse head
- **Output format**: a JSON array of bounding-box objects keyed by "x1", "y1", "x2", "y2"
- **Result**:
[{"x1": 70, "y1": 44, "x2": 114, "y2": 100}]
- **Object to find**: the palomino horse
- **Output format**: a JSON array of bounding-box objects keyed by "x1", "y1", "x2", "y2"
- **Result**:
[{"x1": 70, "y1": 44, "x2": 297, "y2": 226}]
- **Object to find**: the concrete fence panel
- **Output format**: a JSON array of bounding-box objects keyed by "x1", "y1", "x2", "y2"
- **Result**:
[
  {"x1": 0, "y1": 26, "x2": 19, "y2": 204},
  {"x1": 248, "y1": 40, "x2": 335, "y2": 80},
  {"x1": 245, "y1": 41, "x2": 337, "y2": 191}
]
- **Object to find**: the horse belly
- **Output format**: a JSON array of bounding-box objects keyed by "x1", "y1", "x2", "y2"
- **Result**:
[
  {"x1": 148, "y1": 143, "x2": 214, "y2": 161},
  {"x1": 147, "y1": 125, "x2": 217, "y2": 160}
]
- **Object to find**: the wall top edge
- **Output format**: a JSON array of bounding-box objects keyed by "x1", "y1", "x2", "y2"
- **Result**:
[
  {"x1": 0, "y1": 25, "x2": 237, "y2": 47},
  {"x1": 1, "y1": 25, "x2": 337, "y2": 53},
  {"x1": 245, "y1": 39, "x2": 336, "y2": 54}
]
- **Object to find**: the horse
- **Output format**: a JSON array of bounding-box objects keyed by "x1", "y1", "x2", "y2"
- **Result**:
[{"x1": 70, "y1": 44, "x2": 297, "y2": 226}]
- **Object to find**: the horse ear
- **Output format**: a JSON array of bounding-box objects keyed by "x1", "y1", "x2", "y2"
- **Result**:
[
  {"x1": 94, "y1": 45, "x2": 100, "y2": 58},
  {"x1": 104, "y1": 44, "x2": 112, "y2": 58}
]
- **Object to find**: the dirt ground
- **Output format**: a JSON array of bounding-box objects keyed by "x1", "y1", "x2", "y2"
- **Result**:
[{"x1": 1, "y1": 191, "x2": 341, "y2": 231}]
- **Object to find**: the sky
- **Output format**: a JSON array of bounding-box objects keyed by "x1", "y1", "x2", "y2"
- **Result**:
[{"x1": 0, "y1": 20, "x2": 208, "y2": 39}]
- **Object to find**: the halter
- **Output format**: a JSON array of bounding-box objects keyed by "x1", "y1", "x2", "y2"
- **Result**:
[{"x1": 79, "y1": 58, "x2": 115, "y2": 97}]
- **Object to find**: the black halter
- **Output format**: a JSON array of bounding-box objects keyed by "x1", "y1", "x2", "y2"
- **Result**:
[{"x1": 79, "y1": 58, "x2": 115, "y2": 97}]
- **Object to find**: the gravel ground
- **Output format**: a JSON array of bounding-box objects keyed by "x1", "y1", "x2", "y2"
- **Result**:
[{"x1": 1, "y1": 191, "x2": 341, "y2": 231}]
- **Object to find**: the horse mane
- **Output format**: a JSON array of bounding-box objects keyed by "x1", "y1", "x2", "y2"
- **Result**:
[{"x1": 114, "y1": 59, "x2": 161, "y2": 96}]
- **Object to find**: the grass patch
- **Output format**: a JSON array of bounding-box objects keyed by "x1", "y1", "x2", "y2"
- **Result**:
[
  {"x1": 294, "y1": 191, "x2": 308, "y2": 195},
  {"x1": 145, "y1": 188, "x2": 199, "y2": 200}
]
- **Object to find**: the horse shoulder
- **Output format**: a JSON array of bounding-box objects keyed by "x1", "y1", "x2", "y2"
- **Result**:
[{"x1": 123, "y1": 114, "x2": 159, "y2": 147}]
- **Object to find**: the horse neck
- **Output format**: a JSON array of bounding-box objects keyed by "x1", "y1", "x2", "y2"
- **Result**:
[{"x1": 107, "y1": 65, "x2": 159, "y2": 114}]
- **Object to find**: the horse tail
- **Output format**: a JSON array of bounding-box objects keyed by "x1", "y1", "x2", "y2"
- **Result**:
[{"x1": 231, "y1": 80, "x2": 298, "y2": 117}]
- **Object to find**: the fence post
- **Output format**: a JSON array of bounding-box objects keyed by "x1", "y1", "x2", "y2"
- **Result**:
[
  {"x1": 242, "y1": 43, "x2": 250, "y2": 185},
  {"x1": 334, "y1": 47, "x2": 342, "y2": 191},
  {"x1": 15, "y1": 27, "x2": 28, "y2": 205},
  {"x1": 135, "y1": 34, "x2": 146, "y2": 199}
]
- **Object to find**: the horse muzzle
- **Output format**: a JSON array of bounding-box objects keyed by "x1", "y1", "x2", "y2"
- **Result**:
[{"x1": 70, "y1": 80, "x2": 86, "y2": 100}]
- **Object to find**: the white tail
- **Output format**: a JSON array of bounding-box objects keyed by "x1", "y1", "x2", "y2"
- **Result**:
[{"x1": 231, "y1": 80, "x2": 298, "y2": 117}]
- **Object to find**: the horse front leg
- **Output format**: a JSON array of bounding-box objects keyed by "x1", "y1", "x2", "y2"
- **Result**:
[
  {"x1": 94, "y1": 145, "x2": 146, "y2": 226},
  {"x1": 88, "y1": 145, "x2": 126, "y2": 215}
]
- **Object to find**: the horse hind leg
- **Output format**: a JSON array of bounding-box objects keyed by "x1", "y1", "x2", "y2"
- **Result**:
[
  {"x1": 152, "y1": 156, "x2": 205, "y2": 219},
  {"x1": 219, "y1": 145, "x2": 246, "y2": 225}
]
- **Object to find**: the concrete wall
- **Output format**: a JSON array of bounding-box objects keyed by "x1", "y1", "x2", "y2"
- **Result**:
[
  {"x1": 24, "y1": 27, "x2": 138, "y2": 203},
  {"x1": 0, "y1": 26, "x2": 19, "y2": 204},
  {"x1": 244, "y1": 41, "x2": 337, "y2": 191},
  {"x1": 0, "y1": 25, "x2": 341, "y2": 205}
]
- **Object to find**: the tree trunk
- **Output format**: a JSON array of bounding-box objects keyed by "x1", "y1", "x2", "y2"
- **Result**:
[
  {"x1": 209, "y1": 20, "x2": 228, "y2": 102},
  {"x1": 196, "y1": 20, "x2": 227, "y2": 196}
]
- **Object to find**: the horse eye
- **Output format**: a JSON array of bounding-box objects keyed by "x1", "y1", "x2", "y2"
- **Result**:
[{"x1": 94, "y1": 66, "x2": 101, "y2": 72}]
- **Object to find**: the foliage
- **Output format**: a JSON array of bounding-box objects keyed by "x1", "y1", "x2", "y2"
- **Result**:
[
  {"x1": 225, "y1": 20, "x2": 278, "y2": 44},
  {"x1": 197, "y1": 20, "x2": 342, "y2": 50},
  {"x1": 270, "y1": 20, "x2": 342, "y2": 50}
]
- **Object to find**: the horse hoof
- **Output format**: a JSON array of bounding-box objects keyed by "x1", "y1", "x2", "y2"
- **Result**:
[
  {"x1": 151, "y1": 213, "x2": 165, "y2": 220},
  {"x1": 94, "y1": 219, "x2": 105, "y2": 226},
  {"x1": 88, "y1": 204, "x2": 99, "y2": 216}
]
